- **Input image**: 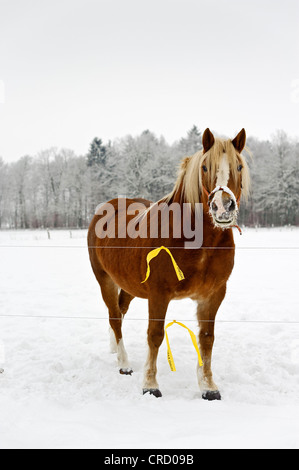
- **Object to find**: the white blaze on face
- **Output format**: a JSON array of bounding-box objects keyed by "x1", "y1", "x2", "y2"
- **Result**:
[
  {"x1": 212, "y1": 154, "x2": 230, "y2": 215},
  {"x1": 216, "y1": 153, "x2": 230, "y2": 186}
]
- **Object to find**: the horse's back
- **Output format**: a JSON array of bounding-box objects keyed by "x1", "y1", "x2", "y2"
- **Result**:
[{"x1": 88, "y1": 196, "x2": 152, "y2": 248}]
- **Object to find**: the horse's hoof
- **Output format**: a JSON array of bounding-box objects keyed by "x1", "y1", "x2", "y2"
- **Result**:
[
  {"x1": 143, "y1": 388, "x2": 162, "y2": 398},
  {"x1": 0, "y1": 368, "x2": 4, "y2": 374},
  {"x1": 202, "y1": 390, "x2": 221, "y2": 401},
  {"x1": 119, "y1": 368, "x2": 133, "y2": 375}
]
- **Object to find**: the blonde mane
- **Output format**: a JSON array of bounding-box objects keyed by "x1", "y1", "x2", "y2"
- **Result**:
[{"x1": 166, "y1": 138, "x2": 250, "y2": 209}]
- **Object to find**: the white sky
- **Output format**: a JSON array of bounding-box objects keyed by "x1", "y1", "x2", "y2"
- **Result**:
[{"x1": 0, "y1": 0, "x2": 298, "y2": 161}]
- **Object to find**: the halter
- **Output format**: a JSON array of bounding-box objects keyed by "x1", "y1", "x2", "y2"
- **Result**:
[{"x1": 202, "y1": 184, "x2": 242, "y2": 235}]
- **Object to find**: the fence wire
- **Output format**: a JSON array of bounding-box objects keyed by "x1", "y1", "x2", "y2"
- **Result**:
[{"x1": 0, "y1": 313, "x2": 298, "y2": 324}]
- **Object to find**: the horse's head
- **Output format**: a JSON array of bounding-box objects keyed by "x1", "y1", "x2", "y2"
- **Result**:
[{"x1": 200, "y1": 128, "x2": 250, "y2": 230}]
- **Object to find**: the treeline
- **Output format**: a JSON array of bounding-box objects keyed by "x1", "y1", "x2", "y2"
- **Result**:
[{"x1": 0, "y1": 126, "x2": 298, "y2": 229}]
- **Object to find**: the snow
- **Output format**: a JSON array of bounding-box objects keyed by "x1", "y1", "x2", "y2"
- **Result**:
[{"x1": 0, "y1": 227, "x2": 298, "y2": 449}]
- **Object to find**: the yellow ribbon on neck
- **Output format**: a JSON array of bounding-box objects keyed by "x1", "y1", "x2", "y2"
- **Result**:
[
  {"x1": 165, "y1": 320, "x2": 203, "y2": 372},
  {"x1": 141, "y1": 246, "x2": 185, "y2": 284}
]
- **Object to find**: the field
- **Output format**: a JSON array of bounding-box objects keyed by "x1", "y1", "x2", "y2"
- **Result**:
[{"x1": 0, "y1": 227, "x2": 298, "y2": 449}]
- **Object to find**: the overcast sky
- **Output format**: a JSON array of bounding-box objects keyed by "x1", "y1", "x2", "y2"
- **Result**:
[{"x1": 0, "y1": 0, "x2": 298, "y2": 162}]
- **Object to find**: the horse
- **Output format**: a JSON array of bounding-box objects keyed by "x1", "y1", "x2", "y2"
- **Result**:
[{"x1": 88, "y1": 128, "x2": 250, "y2": 400}]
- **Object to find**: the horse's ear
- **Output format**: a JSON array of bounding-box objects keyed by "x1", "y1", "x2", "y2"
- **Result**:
[
  {"x1": 202, "y1": 128, "x2": 215, "y2": 153},
  {"x1": 232, "y1": 128, "x2": 246, "y2": 153}
]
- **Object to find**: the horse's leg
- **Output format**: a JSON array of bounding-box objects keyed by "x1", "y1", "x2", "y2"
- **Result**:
[
  {"x1": 119, "y1": 289, "x2": 134, "y2": 315},
  {"x1": 110, "y1": 289, "x2": 134, "y2": 353},
  {"x1": 196, "y1": 285, "x2": 226, "y2": 401},
  {"x1": 99, "y1": 272, "x2": 132, "y2": 375},
  {"x1": 143, "y1": 294, "x2": 170, "y2": 398}
]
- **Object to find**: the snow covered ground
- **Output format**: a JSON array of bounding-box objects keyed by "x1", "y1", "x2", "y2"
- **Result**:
[{"x1": 0, "y1": 227, "x2": 298, "y2": 449}]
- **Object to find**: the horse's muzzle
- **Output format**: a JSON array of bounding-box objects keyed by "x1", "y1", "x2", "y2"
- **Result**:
[{"x1": 210, "y1": 190, "x2": 237, "y2": 228}]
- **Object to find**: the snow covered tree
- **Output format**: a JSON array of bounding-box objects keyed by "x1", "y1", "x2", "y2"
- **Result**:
[
  {"x1": 86, "y1": 137, "x2": 107, "y2": 167},
  {"x1": 0, "y1": 129, "x2": 297, "y2": 229},
  {"x1": 271, "y1": 130, "x2": 294, "y2": 226},
  {"x1": 10, "y1": 156, "x2": 31, "y2": 229},
  {"x1": 178, "y1": 125, "x2": 202, "y2": 156},
  {"x1": 0, "y1": 157, "x2": 8, "y2": 228},
  {"x1": 115, "y1": 130, "x2": 175, "y2": 200}
]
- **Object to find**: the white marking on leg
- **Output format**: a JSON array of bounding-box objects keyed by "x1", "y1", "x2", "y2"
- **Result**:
[
  {"x1": 109, "y1": 326, "x2": 117, "y2": 353},
  {"x1": 196, "y1": 361, "x2": 218, "y2": 392},
  {"x1": 143, "y1": 347, "x2": 159, "y2": 389},
  {"x1": 117, "y1": 338, "x2": 131, "y2": 372},
  {"x1": 109, "y1": 314, "x2": 124, "y2": 354}
]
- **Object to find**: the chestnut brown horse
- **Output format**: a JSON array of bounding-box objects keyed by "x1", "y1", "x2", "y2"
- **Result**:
[{"x1": 88, "y1": 128, "x2": 250, "y2": 400}]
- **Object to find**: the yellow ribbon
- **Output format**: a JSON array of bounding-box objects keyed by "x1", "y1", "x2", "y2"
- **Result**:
[
  {"x1": 165, "y1": 320, "x2": 203, "y2": 372},
  {"x1": 141, "y1": 246, "x2": 185, "y2": 284}
]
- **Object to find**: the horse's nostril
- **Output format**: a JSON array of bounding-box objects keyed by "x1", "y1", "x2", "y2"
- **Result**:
[
  {"x1": 228, "y1": 199, "x2": 236, "y2": 212},
  {"x1": 211, "y1": 202, "x2": 218, "y2": 212}
]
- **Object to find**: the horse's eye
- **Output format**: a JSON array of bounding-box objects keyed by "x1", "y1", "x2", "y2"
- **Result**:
[
  {"x1": 237, "y1": 164, "x2": 243, "y2": 172},
  {"x1": 202, "y1": 165, "x2": 208, "y2": 173}
]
